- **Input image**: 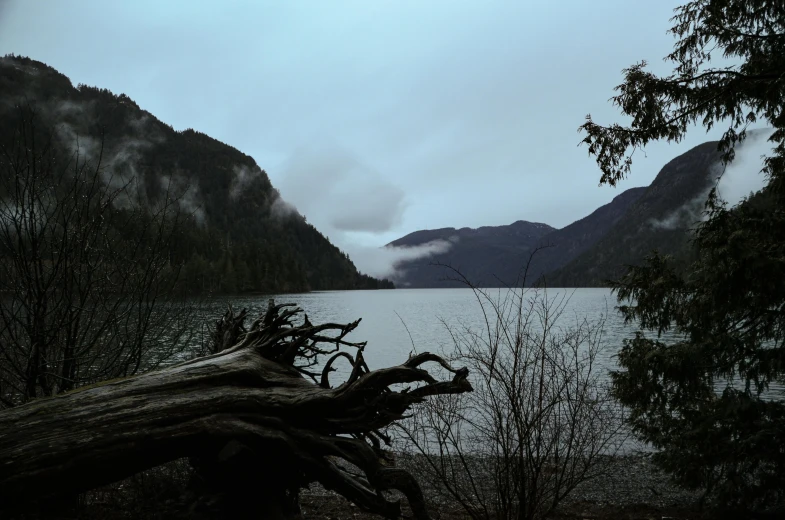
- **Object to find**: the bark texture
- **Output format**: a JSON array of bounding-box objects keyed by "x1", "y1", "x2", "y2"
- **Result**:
[{"x1": 0, "y1": 300, "x2": 471, "y2": 518}]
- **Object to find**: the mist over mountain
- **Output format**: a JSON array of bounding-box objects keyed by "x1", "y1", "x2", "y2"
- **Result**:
[
  {"x1": 389, "y1": 131, "x2": 772, "y2": 288},
  {"x1": 2, "y1": 56, "x2": 772, "y2": 293},
  {"x1": 0, "y1": 55, "x2": 393, "y2": 293},
  {"x1": 386, "y1": 221, "x2": 555, "y2": 287},
  {"x1": 386, "y1": 189, "x2": 644, "y2": 288},
  {"x1": 540, "y1": 142, "x2": 720, "y2": 287},
  {"x1": 545, "y1": 130, "x2": 773, "y2": 287}
]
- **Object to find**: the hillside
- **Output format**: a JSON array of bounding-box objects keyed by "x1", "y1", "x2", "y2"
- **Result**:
[
  {"x1": 389, "y1": 138, "x2": 729, "y2": 289},
  {"x1": 0, "y1": 55, "x2": 393, "y2": 293},
  {"x1": 513, "y1": 186, "x2": 647, "y2": 285},
  {"x1": 388, "y1": 188, "x2": 646, "y2": 288},
  {"x1": 542, "y1": 141, "x2": 721, "y2": 286},
  {"x1": 387, "y1": 221, "x2": 555, "y2": 287}
]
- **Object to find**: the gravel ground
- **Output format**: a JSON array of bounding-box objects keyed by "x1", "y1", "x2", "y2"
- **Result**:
[
  {"x1": 563, "y1": 455, "x2": 700, "y2": 508},
  {"x1": 301, "y1": 453, "x2": 703, "y2": 518}
]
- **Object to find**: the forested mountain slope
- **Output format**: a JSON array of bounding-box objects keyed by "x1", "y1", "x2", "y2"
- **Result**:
[
  {"x1": 387, "y1": 220, "x2": 555, "y2": 287},
  {"x1": 0, "y1": 55, "x2": 392, "y2": 293},
  {"x1": 543, "y1": 141, "x2": 722, "y2": 286},
  {"x1": 388, "y1": 188, "x2": 646, "y2": 288},
  {"x1": 389, "y1": 139, "x2": 728, "y2": 288}
]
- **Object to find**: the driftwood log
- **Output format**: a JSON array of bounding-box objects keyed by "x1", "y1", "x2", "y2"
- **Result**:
[{"x1": 0, "y1": 300, "x2": 472, "y2": 519}]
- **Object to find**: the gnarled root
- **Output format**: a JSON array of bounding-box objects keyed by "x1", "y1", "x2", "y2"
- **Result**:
[{"x1": 0, "y1": 300, "x2": 472, "y2": 519}]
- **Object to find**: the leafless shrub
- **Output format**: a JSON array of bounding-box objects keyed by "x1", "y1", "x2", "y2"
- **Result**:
[
  {"x1": 396, "y1": 265, "x2": 626, "y2": 520},
  {"x1": 0, "y1": 104, "x2": 197, "y2": 408}
]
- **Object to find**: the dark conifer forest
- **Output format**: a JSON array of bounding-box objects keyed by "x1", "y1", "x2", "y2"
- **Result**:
[{"x1": 0, "y1": 54, "x2": 394, "y2": 294}]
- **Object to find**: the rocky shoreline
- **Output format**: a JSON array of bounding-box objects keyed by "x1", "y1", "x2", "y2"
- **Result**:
[
  {"x1": 563, "y1": 455, "x2": 700, "y2": 509},
  {"x1": 300, "y1": 453, "x2": 703, "y2": 519}
]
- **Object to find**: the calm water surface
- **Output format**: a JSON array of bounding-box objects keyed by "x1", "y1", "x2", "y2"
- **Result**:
[
  {"x1": 171, "y1": 287, "x2": 782, "y2": 455},
  {"x1": 191, "y1": 288, "x2": 633, "y2": 379},
  {"x1": 185, "y1": 287, "x2": 783, "y2": 397}
]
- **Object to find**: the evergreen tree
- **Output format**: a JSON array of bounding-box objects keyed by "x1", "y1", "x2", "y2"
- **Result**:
[{"x1": 581, "y1": 0, "x2": 785, "y2": 510}]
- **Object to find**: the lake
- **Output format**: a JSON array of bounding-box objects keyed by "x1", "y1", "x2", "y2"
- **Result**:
[
  {"x1": 187, "y1": 287, "x2": 784, "y2": 397},
  {"x1": 172, "y1": 287, "x2": 783, "y2": 456},
  {"x1": 190, "y1": 287, "x2": 635, "y2": 380}
]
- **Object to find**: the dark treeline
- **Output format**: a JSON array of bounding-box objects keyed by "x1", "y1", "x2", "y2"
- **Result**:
[{"x1": 0, "y1": 54, "x2": 393, "y2": 295}]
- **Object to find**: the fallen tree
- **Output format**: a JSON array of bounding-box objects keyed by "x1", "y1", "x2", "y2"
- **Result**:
[{"x1": 0, "y1": 300, "x2": 472, "y2": 519}]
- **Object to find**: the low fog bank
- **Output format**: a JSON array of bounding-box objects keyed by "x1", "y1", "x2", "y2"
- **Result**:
[{"x1": 345, "y1": 239, "x2": 452, "y2": 280}]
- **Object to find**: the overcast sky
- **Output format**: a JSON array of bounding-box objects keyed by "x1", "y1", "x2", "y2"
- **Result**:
[{"x1": 0, "y1": 1, "x2": 751, "y2": 274}]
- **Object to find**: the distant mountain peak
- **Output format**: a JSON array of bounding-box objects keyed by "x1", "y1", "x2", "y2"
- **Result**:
[
  {"x1": 544, "y1": 140, "x2": 724, "y2": 287},
  {"x1": 388, "y1": 137, "x2": 728, "y2": 289},
  {"x1": 387, "y1": 185, "x2": 650, "y2": 288},
  {"x1": 388, "y1": 220, "x2": 555, "y2": 249}
]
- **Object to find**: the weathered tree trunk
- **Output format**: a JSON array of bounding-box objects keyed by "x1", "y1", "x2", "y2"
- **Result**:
[{"x1": 0, "y1": 301, "x2": 471, "y2": 519}]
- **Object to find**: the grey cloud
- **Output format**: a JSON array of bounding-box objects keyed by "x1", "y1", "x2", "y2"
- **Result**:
[
  {"x1": 276, "y1": 142, "x2": 406, "y2": 234},
  {"x1": 328, "y1": 178, "x2": 406, "y2": 233},
  {"x1": 272, "y1": 141, "x2": 454, "y2": 276},
  {"x1": 99, "y1": 136, "x2": 157, "y2": 209},
  {"x1": 127, "y1": 112, "x2": 166, "y2": 144},
  {"x1": 54, "y1": 99, "x2": 94, "y2": 118},
  {"x1": 648, "y1": 193, "x2": 706, "y2": 231},
  {"x1": 55, "y1": 121, "x2": 101, "y2": 164},
  {"x1": 48, "y1": 100, "x2": 164, "y2": 205}
]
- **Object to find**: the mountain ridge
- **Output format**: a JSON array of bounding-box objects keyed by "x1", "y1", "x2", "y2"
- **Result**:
[
  {"x1": 0, "y1": 54, "x2": 394, "y2": 293},
  {"x1": 387, "y1": 220, "x2": 556, "y2": 287},
  {"x1": 388, "y1": 138, "x2": 729, "y2": 288},
  {"x1": 542, "y1": 140, "x2": 722, "y2": 286}
]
